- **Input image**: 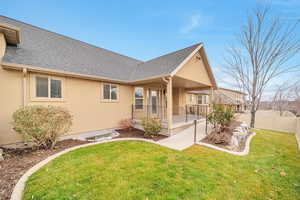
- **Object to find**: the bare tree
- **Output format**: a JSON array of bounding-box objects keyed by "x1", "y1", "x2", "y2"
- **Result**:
[
  {"x1": 272, "y1": 82, "x2": 294, "y2": 116},
  {"x1": 292, "y1": 81, "x2": 300, "y2": 116},
  {"x1": 224, "y1": 7, "x2": 300, "y2": 127}
]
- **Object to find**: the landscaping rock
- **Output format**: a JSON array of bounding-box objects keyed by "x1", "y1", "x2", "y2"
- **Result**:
[{"x1": 230, "y1": 122, "x2": 249, "y2": 148}]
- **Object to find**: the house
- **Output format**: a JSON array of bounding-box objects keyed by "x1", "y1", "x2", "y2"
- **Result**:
[
  {"x1": 188, "y1": 88, "x2": 247, "y2": 112},
  {"x1": 212, "y1": 88, "x2": 247, "y2": 112},
  {"x1": 0, "y1": 16, "x2": 217, "y2": 145}
]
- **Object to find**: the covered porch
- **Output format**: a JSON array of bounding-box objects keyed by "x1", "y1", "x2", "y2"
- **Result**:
[
  {"x1": 131, "y1": 75, "x2": 212, "y2": 134},
  {"x1": 130, "y1": 44, "x2": 217, "y2": 135}
]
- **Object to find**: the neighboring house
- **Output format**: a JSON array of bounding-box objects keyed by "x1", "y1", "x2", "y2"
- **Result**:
[
  {"x1": 212, "y1": 88, "x2": 247, "y2": 112},
  {"x1": 189, "y1": 88, "x2": 247, "y2": 112},
  {"x1": 0, "y1": 16, "x2": 217, "y2": 145}
]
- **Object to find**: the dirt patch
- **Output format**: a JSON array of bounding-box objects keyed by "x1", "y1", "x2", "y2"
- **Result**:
[
  {"x1": 0, "y1": 139, "x2": 89, "y2": 200},
  {"x1": 116, "y1": 128, "x2": 167, "y2": 141},
  {"x1": 201, "y1": 120, "x2": 249, "y2": 152}
]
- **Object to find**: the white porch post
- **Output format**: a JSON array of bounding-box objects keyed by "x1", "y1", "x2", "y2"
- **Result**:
[
  {"x1": 167, "y1": 77, "x2": 173, "y2": 133},
  {"x1": 210, "y1": 86, "x2": 214, "y2": 112}
]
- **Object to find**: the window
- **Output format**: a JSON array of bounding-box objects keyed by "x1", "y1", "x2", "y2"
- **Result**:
[
  {"x1": 203, "y1": 95, "x2": 208, "y2": 104},
  {"x1": 51, "y1": 79, "x2": 62, "y2": 98},
  {"x1": 135, "y1": 87, "x2": 143, "y2": 109},
  {"x1": 36, "y1": 77, "x2": 48, "y2": 97},
  {"x1": 102, "y1": 83, "x2": 118, "y2": 101},
  {"x1": 35, "y1": 76, "x2": 62, "y2": 99},
  {"x1": 197, "y1": 95, "x2": 202, "y2": 104},
  {"x1": 197, "y1": 95, "x2": 209, "y2": 104}
]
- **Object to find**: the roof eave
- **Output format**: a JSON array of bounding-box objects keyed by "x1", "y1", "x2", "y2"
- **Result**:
[
  {"x1": 0, "y1": 23, "x2": 21, "y2": 45},
  {"x1": 1, "y1": 62, "x2": 129, "y2": 84}
]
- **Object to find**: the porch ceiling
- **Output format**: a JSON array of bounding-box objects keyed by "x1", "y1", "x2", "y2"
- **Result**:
[{"x1": 172, "y1": 76, "x2": 209, "y2": 89}]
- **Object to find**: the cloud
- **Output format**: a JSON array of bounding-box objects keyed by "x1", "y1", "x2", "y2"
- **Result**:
[{"x1": 180, "y1": 14, "x2": 202, "y2": 34}]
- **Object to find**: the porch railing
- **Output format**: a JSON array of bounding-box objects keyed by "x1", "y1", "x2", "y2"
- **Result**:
[
  {"x1": 131, "y1": 104, "x2": 167, "y2": 122},
  {"x1": 132, "y1": 104, "x2": 209, "y2": 123}
]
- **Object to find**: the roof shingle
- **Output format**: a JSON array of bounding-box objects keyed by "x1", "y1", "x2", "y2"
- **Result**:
[{"x1": 0, "y1": 16, "x2": 202, "y2": 82}]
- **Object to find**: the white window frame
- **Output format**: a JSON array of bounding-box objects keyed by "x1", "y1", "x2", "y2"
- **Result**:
[
  {"x1": 31, "y1": 74, "x2": 65, "y2": 102},
  {"x1": 189, "y1": 94, "x2": 193, "y2": 104},
  {"x1": 101, "y1": 83, "x2": 119, "y2": 102},
  {"x1": 134, "y1": 87, "x2": 144, "y2": 110}
]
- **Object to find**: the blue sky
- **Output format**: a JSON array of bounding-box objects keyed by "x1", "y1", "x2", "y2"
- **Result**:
[{"x1": 1, "y1": 0, "x2": 300, "y2": 98}]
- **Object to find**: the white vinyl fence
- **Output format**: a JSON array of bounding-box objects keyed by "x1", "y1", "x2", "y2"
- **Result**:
[
  {"x1": 237, "y1": 110, "x2": 297, "y2": 133},
  {"x1": 237, "y1": 110, "x2": 300, "y2": 151}
]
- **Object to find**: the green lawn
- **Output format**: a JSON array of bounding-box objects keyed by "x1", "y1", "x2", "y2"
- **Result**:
[{"x1": 24, "y1": 130, "x2": 300, "y2": 200}]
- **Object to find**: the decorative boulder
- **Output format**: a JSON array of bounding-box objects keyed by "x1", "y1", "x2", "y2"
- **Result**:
[{"x1": 230, "y1": 122, "x2": 249, "y2": 148}]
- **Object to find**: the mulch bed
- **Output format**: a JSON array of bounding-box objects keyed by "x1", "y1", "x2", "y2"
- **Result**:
[
  {"x1": 201, "y1": 120, "x2": 249, "y2": 152},
  {"x1": 116, "y1": 128, "x2": 167, "y2": 141},
  {"x1": 0, "y1": 139, "x2": 89, "y2": 200}
]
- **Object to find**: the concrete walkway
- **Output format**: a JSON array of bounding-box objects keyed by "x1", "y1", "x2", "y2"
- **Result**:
[{"x1": 157, "y1": 120, "x2": 210, "y2": 150}]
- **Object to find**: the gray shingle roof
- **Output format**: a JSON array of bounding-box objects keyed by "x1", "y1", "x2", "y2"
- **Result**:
[
  {"x1": 130, "y1": 43, "x2": 201, "y2": 80},
  {"x1": 0, "y1": 16, "x2": 201, "y2": 82}
]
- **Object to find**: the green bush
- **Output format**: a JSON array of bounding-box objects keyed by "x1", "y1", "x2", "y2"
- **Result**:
[
  {"x1": 207, "y1": 105, "x2": 235, "y2": 133},
  {"x1": 12, "y1": 105, "x2": 72, "y2": 149},
  {"x1": 141, "y1": 117, "x2": 162, "y2": 136}
]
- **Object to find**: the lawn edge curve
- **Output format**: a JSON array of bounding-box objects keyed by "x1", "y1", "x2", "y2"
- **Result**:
[{"x1": 10, "y1": 138, "x2": 161, "y2": 200}]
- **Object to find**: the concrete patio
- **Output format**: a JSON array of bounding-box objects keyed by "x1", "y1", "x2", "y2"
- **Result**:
[{"x1": 158, "y1": 119, "x2": 212, "y2": 150}]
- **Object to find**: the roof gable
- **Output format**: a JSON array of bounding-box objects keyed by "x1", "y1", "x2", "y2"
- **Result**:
[
  {"x1": 175, "y1": 49, "x2": 212, "y2": 86},
  {"x1": 129, "y1": 43, "x2": 201, "y2": 81}
]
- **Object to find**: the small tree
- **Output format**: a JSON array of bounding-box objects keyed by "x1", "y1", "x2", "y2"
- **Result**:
[
  {"x1": 272, "y1": 82, "x2": 295, "y2": 116},
  {"x1": 207, "y1": 105, "x2": 235, "y2": 133},
  {"x1": 119, "y1": 119, "x2": 134, "y2": 131},
  {"x1": 12, "y1": 105, "x2": 72, "y2": 149}
]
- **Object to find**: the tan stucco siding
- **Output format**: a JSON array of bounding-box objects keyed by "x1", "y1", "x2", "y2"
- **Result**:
[
  {"x1": 0, "y1": 70, "x2": 133, "y2": 145},
  {"x1": 173, "y1": 88, "x2": 189, "y2": 115},
  {"x1": 175, "y1": 52, "x2": 212, "y2": 86},
  {"x1": 0, "y1": 68, "x2": 24, "y2": 144},
  {"x1": 0, "y1": 33, "x2": 6, "y2": 59}
]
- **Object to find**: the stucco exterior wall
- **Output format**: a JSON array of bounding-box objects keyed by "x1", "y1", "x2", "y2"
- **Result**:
[
  {"x1": 237, "y1": 110, "x2": 297, "y2": 133},
  {"x1": 0, "y1": 69, "x2": 133, "y2": 145},
  {"x1": 173, "y1": 88, "x2": 188, "y2": 115},
  {"x1": 0, "y1": 68, "x2": 24, "y2": 144},
  {"x1": 176, "y1": 51, "x2": 212, "y2": 86}
]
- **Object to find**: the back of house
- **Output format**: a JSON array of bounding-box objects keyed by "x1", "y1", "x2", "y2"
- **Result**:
[{"x1": 0, "y1": 16, "x2": 217, "y2": 145}]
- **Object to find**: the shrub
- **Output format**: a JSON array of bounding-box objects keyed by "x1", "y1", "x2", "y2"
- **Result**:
[
  {"x1": 119, "y1": 119, "x2": 134, "y2": 131},
  {"x1": 141, "y1": 117, "x2": 162, "y2": 136},
  {"x1": 12, "y1": 105, "x2": 72, "y2": 149},
  {"x1": 207, "y1": 105, "x2": 235, "y2": 133}
]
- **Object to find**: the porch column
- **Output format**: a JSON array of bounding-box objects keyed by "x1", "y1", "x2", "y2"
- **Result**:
[
  {"x1": 210, "y1": 87, "x2": 214, "y2": 112},
  {"x1": 167, "y1": 77, "x2": 173, "y2": 133}
]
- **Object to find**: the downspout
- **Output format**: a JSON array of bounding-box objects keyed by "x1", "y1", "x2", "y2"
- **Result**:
[{"x1": 22, "y1": 68, "x2": 27, "y2": 107}]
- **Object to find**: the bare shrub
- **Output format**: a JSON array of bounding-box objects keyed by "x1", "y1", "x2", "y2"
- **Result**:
[{"x1": 12, "y1": 105, "x2": 72, "y2": 149}]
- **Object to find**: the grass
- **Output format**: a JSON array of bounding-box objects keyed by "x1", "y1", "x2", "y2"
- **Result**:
[{"x1": 24, "y1": 130, "x2": 300, "y2": 200}]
